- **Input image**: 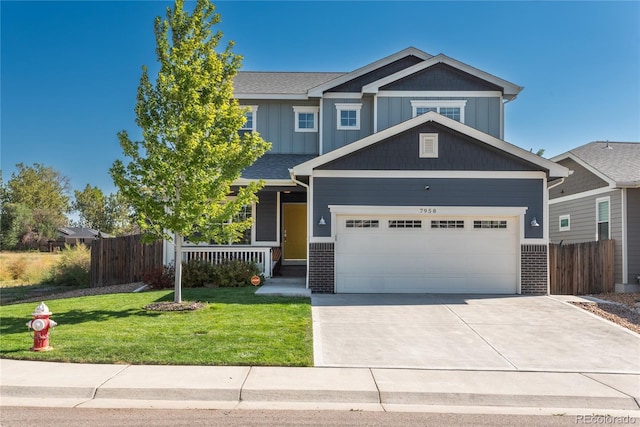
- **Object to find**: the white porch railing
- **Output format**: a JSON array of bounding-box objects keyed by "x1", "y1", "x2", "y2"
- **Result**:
[{"x1": 181, "y1": 246, "x2": 273, "y2": 278}]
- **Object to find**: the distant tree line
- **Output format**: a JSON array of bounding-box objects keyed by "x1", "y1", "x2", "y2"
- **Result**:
[{"x1": 1, "y1": 163, "x2": 137, "y2": 250}]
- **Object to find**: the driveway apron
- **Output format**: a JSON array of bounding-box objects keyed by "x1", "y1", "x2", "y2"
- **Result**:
[{"x1": 311, "y1": 294, "x2": 640, "y2": 373}]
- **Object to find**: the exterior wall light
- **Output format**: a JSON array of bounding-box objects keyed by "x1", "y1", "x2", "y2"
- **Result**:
[
  {"x1": 530, "y1": 217, "x2": 540, "y2": 228},
  {"x1": 318, "y1": 216, "x2": 327, "y2": 226}
]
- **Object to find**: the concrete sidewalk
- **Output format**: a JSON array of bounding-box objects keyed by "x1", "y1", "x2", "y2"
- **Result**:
[{"x1": 1, "y1": 359, "x2": 639, "y2": 415}]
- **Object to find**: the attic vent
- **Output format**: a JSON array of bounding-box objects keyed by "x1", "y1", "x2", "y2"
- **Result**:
[{"x1": 419, "y1": 133, "x2": 438, "y2": 158}]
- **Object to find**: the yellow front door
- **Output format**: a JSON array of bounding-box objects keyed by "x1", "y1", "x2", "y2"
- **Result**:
[{"x1": 283, "y1": 203, "x2": 307, "y2": 261}]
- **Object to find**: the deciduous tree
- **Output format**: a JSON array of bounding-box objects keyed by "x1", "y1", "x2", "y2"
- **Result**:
[{"x1": 110, "y1": 0, "x2": 270, "y2": 302}]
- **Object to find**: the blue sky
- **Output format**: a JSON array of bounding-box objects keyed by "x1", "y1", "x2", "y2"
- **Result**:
[{"x1": 2, "y1": 1, "x2": 639, "y2": 198}]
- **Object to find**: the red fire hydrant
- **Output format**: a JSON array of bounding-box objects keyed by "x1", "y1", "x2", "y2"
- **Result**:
[{"x1": 26, "y1": 302, "x2": 57, "y2": 352}]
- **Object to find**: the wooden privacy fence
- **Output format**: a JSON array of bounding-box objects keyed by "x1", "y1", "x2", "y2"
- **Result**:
[
  {"x1": 549, "y1": 240, "x2": 614, "y2": 295},
  {"x1": 90, "y1": 235, "x2": 163, "y2": 287}
]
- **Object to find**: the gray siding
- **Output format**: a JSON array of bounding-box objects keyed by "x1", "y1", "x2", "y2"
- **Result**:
[
  {"x1": 381, "y1": 63, "x2": 503, "y2": 92},
  {"x1": 327, "y1": 56, "x2": 424, "y2": 93},
  {"x1": 313, "y1": 177, "x2": 544, "y2": 239},
  {"x1": 549, "y1": 189, "x2": 624, "y2": 283},
  {"x1": 320, "y1": 122, "x2": 539, "y2": 172},
  {"x1": 241, "y1": 100, "x2": 319, "y2": 155},
  {"x1": 549, "y1": 158, "x2": 609, "y2": 199},
  {"x1": 255, "y1": 191, "x2": 278, "y2": 242},
  {"x1": 377, "y1": 96, "x2": 501, "y2": 138},
  {"x1": 322, "y1": 98, "x2": 374, "y2": 153},
  {"x1": 626, "y1": 188, "x2": 640, "y2": 283}
]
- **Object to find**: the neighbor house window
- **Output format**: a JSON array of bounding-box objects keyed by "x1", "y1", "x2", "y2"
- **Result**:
[
  {"x1": 335, "y1": 103, "x2": 362, "y2": 130},
  {"x1": 293, "y1": 106, "x2": 319, "y2": 132},
  {"x1": 596, "y1": 197, "x2": 610, "y2": 240},
  {"x1": 559, "y1": 215, "x2": 570, "y2": 232},
  {"x1": 411, "y1": 100, "x2": 467, "y2": 123},
  {"x1": 240, "y1": 106, "x2": 258, "y2": 132}
]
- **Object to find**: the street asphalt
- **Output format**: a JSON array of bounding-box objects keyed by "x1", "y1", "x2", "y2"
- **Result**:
[{"x1": 1, "y1": 291, "x2": 639, "y2": 416}]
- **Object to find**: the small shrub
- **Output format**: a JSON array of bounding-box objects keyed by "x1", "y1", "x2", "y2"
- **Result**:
[
  {"x1": 142, "y1": 264, "x2": 175, "y2": 289},
  {"x1": 181, "y1": 259, "x2": 216, "y2": 288},
  {"x1": 211, "y1": 260, "x2": 262, "y2": 288},
  {"x1": 48, "y1": 244, "x2": 91, "y2": 287}
]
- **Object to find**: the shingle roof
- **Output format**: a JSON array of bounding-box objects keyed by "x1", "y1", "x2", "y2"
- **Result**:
[
  {"x1": 241, "y1": 154, "x2": 317, "y2": 180},
  {"x1": 568, "y1": 141, "x2": 640, "y2": 187},
  {"x1": 234, "y1": 72, "x2": 345, "y2": 95}
]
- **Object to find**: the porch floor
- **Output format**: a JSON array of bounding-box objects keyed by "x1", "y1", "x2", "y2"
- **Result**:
[{"x1": 255, "y1": 265, "x2": 310, "y2": 297}]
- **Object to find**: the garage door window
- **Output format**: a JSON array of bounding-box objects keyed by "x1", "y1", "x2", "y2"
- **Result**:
[
  {"x1": 431, "y1": 220, "x2": 464, "y2": 229},
  {"x1": 473, "y1": 220, "x2": 507, "y2": 229},
  {"x1": 346, "y1": 219, "x2": 379, "y2": 228},
  {"x1": 389, "y1": 220, "x2": 422, "y2": 228}
]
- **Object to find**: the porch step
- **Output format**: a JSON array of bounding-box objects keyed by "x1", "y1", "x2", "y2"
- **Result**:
[{"x1": 255, "y1": 277, "x2": 310, "y2": 298}]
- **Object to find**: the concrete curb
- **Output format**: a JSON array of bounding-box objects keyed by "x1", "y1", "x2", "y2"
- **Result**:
[{"x1": 2, "y1": 360, "x2": 639, "y2": 412}]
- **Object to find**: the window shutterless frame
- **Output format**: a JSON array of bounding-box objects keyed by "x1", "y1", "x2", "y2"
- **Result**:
[{"x1": 595, "y1": 197, "x2": 610, "y2": 240}]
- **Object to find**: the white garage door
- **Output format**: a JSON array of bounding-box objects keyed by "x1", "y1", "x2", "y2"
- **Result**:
[{"x1": 335, "y1": 215, "x2": 518, "y2": 293}]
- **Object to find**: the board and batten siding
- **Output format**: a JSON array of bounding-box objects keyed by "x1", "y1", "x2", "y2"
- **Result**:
[
  {"x1": 626, "y1": 188, "x2": 640, "y2": 283},
  {"x1": 241, "y1": 100, "x2": 319, "y2": 155},
  {"x1": 376, "y1": 96, "x2": 502, "y2": 138},
  {"x1": 549, "y1": 189, "x2": 624, "y2": 283},
  {"x1": 312, "y1": 177, "x2": 544, "y2": 239},
  {"x1": 322, "y1": 98, "x2": 373, "y2": 153}
]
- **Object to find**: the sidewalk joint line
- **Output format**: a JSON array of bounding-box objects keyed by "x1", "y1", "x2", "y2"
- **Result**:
[
  {"x1": 89, "y1": 364, "x2": 132, "y2": 402},
  {"x1": 238, "y1": 366, "x2": 252, "y2": 402},
  {"x1": 368, "y1": 368, "x2": 385, "y2": 411},
  {"x1": 579, "y1": 372, "x2": 640, "y2": 410}
]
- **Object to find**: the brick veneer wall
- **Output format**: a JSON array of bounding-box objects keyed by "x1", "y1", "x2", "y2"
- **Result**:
[
  {"x1": 521, "y1": 244, "x2": 548, "y2": 294},
  {"x1": 309, "y1": 243, "x2": 334, "y2": 293}
]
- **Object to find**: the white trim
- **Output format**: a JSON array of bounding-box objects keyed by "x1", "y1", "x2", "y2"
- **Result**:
[
  {"x1": 559, "y1": 214, "x2": 571, "y2": 232},
  {"x1": 328, "y1": 205, "x2": 527, "y2": 217},
  {"x1": 621, "y1": 188, "x2": 628, "y2": 283},
  {"x1": 319, "y1": 98, "x2": 324, "y2": 154},
  {"x1": 239, "y1": 105, "x2": 258, "y2": 132},
  {"x1": 323, "y1": 92, "x2": 362, "y2": 99},
  {"x1": 379, "y1": 90, "x2": 502, "y2": 98},
  {"x1": 543, "y1": 175, "x2": 549, "y2": 241},
  {"x1": 521, "y1": 238, "x2": 549, "y2": 245},
  {"x1": 312, "y1": 169, "x2": 547, "y2": 180},
  {"x1": 595, "y1": 196, "x2": 611, "y2": 241},
  {"x1": 548, "y1": 187, "x2": 616, "y2": 205},
  {"x1": 411, "y1": 100, "x2": 467, "y2": 123},
  {"x1": 307, "y1": 47, "x2": 433, "y2": 97},
  {"x1": 235, "y1": 93, "x2": 309, "y2": 100},
  {"x1": 550, "y1": 153, "x2": 618, "y2": 187},
  {"x1": 310, "y1": 236, "x2": 335, "y2": 243},
  {"x1": 335, "y1": 103, "x2": 362, "y2": 130},
  {"x1": 291, "y1": 111, "x2": 568, "y2": 178},
  {"x1": 499, "y1": 95, "x2": 505, "y2": 140},
  {"x1": 234, "y1": 178, "x2": 297, "y2": 187},
  {"x1": 361, "y1": 54, "x2": 523, "y2": 100},
  {"x1": 293, "y1": 106, "x2": 319, "y2": 132},
  {"x1": 373, "y1": 94, "x2": 378, "y2": 133}
]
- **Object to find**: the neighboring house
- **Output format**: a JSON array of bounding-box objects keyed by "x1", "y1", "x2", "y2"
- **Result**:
[
  {"x1": 549, "y1": 141, "x2": 640, "y2": 292},
  {"x1": 165, "y1": 47, "x2": 569, "y2": 294},
  {"x1": 57, "y1": 227, "x2": 110, "y2": 245}
]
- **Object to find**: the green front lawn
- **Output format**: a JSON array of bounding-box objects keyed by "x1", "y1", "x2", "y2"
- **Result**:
[{"x1": 0, "y1": 287, "x2": 312, "y2": 366}]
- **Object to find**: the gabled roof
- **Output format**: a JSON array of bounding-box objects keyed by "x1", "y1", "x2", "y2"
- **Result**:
[
  {"x1": 234, "y1": 72, "x2": 345, "y2": 99},
  {"x1": 361, "y1": 53, "x2": 523, "y2": 100},
  {"x1": 551, "y1": 141, "x2": 640, "y2": 188},
  {"x1": 307, "y1": 47, "x2": 433, "y2": 97},
  {"x1": 291, "y1": 111, "x2": 568, "y2": 178},
  {"x1": 240, "y1": 154, "x2": 316, "y2": 182}
]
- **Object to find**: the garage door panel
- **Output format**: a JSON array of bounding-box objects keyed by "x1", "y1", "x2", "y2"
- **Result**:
[{"x1": 335, "y1": 214, "x2": 519, "y2": 294}]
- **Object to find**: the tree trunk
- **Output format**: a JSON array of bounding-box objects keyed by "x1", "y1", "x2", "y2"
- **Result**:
[{"x1": 174, "y1": 232, "x2": 183, "y2": 303}]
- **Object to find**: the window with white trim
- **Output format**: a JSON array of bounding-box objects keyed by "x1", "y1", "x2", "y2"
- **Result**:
[
  {"x1": 240, "y1": 106, "x2": 258, "y2": 132},
  {"x1": 389, "y1": 220, "x2": 422, "y2": 228},
  {"x1": 596, "y1": 197, "x2": 610, "y2": 240},
  {"x1": 411, "y1": 100, "x2": 467, "y2": 123},
  {"x1": 473, "y1": 220, "x2": 507, "y2": 229},
  {"x1": 335, "y1": 103, "x2": 362, "y2": 130},
  {"x1": 559, "y1": 215, "x2": 570, "y2": 232},
  {"x1": 431, "y1": 220, "x2": 464, "y2": 229},
  {"x1": 346, "y1": 219, "x2": 379, "y2": 228},
  {"x1": 293, "y1": 106, "x2": 319, "y2": 132}
]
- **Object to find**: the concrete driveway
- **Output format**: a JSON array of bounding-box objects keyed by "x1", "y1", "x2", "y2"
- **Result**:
[{"x1": 311, "y1": 294, "x2": 640, "y2": 373}]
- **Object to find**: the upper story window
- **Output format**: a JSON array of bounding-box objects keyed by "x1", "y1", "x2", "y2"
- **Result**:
[
  {"x1": 335, "y1": 103, "x2": 362, "y2": 130},
  {"x1": 411, "y1": 100, "x2": 467, "y2": 123},
  {"x1": 240, "y1": 106, "x2": 258, "y2": 132},
  {"x1": 596, "y1": 197, "x2": 610, "y2": 240},
  {"x1": 293, "y1": 106, "x2": 319, "y2": 132}
]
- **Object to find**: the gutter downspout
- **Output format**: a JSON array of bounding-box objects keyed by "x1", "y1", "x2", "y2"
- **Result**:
[
  {"x1": 289, "y1": 169, "x2": 311, "y2": 290},
  {"x1": 547, "y1": 177, "x2": 566, "y2": 191}
]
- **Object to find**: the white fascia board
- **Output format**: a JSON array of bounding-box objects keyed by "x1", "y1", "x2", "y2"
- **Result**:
[
  {"x1": 307, "y1": 47, "x2": 433, "y2": 97},
  {"x1": 234, "y1": 93, "x2": 309, "y2": 100},
  {"x1": 548, "y1": 187, "x2": 618, "y2": 205},
  {"x1": 291, "y1": 111, "x2": 569, "y2": 178},
  {"x1": 328, "y1": 205, "x2": 527, "y2": 217},
  {"x1": 377, "y1": 90, "x2": 503, "y2": 98},
  {"x1": 362, "y1": 54, "x2": 523, "y2": 99},
  {"x1": 313, "y1": 170, "x2": 546, "y2": 179},
  {"x1": 234, "y1": 178, "x2": 297, "y2": 186},
  {"x1": 323, "y1": 92, "x2": 363, "y2": 99},
  {"x1": 550, "y1": 152, "x2": 618, "y2": 187}
]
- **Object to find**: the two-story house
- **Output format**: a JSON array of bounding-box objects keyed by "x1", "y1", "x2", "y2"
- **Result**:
[{"x1": 167, "y1": 47, "x2": 569, "y2": 294}]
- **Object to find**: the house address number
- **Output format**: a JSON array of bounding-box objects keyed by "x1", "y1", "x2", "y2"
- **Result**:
[{"x1": 419, "y1": 208, "x2": 437, "y2": 214}]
